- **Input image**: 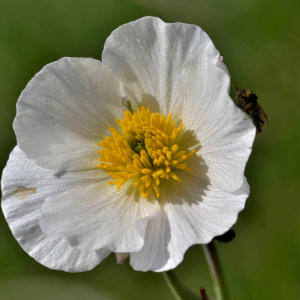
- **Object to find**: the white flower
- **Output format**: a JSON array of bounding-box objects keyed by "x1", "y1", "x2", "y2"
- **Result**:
[{"x1": 1, "y1": 17, "x2": 255, "y2": 272}]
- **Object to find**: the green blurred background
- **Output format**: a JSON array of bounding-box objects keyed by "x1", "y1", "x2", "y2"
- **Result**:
[{"x1": 0, "y1": 0, "x2": 299, "y2": 299}]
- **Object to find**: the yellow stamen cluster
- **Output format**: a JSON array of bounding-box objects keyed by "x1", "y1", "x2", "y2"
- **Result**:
[{"x1": 97, "y1": 106, "x2": 195, "y2": 199}]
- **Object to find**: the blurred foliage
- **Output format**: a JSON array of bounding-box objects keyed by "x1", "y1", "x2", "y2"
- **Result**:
[{"x1": 0, "y1": 0, "x2": 300, "y2": 299}]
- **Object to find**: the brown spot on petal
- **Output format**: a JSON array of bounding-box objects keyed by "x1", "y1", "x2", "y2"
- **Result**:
[{"x1": 13, "y1": 186, "x2": 37, "y2": 200}]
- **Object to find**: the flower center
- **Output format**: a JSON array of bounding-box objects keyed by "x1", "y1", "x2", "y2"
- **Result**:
[{"x1": 97, "y1": 106, "x2": 195, "y2": 199}]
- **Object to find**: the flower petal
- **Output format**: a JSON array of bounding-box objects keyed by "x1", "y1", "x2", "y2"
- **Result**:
[
  {"x1": 40, "y1": 182, "x2": 160, "y2": 253},
  {"x1": 14, "y1": 57, "x2": 123, "y2": 171},
  {"x1": 132, "y1": 172, "x2": 249, "y2": 272},
  {"x1": 176, "y1": 54, "x2": 256, "y2": 192},
  {"x1": 130, "y1": 207, "x2": 171, "y2": 271},
  {"x1": 102, "y1": 16, "x2": 220, "y2": 114},
  {"x1": 1, "y1": 147, "x2": 111, "y2": 272}
]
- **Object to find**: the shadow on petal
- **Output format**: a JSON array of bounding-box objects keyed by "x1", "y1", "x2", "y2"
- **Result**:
[{"x1": 140, "y1": 93, "x2": 161, "y2": 114}]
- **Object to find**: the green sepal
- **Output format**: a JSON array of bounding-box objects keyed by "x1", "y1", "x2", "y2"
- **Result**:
[{"x1": 122, "y1": 97, "x2": 133, "y2": 113}]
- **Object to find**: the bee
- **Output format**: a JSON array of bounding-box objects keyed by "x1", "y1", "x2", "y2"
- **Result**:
[{"x1": 231, "y1": 83, "x2": 269, "y2": 133}]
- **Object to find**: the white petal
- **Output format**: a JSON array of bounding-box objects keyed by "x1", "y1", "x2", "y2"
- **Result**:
[
  {"x1": 14, "y1": 57, "x2": 123, "y2": 171},
  {"x1": 1, "y1": 147, "x2": 111, "y2": 272},
  {"x1": 40, "y1": 181, "x2": 160, "y2": 253},
  {"x1": 176, "y1": 54, "x2": 256, "y2": 192},
  {"x1": 102, "y1": 16, "x2": 220, "y2": 114},
  {"x1": 132, "y1": 172, "x2": 249, "y2": 272},
  {"x1": 130, "y1": 207, "x2": 170, "y2": 271}
]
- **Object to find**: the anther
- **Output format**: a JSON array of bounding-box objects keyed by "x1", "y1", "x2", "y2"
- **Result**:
[{"x1": 97, "y1": 106, "x2": 195, "y2": 199}]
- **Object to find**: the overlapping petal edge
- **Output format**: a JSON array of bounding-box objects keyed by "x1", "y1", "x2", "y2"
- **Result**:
[{"x1": 1, "y1": 16, "x2": 256, "y2": 272}]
